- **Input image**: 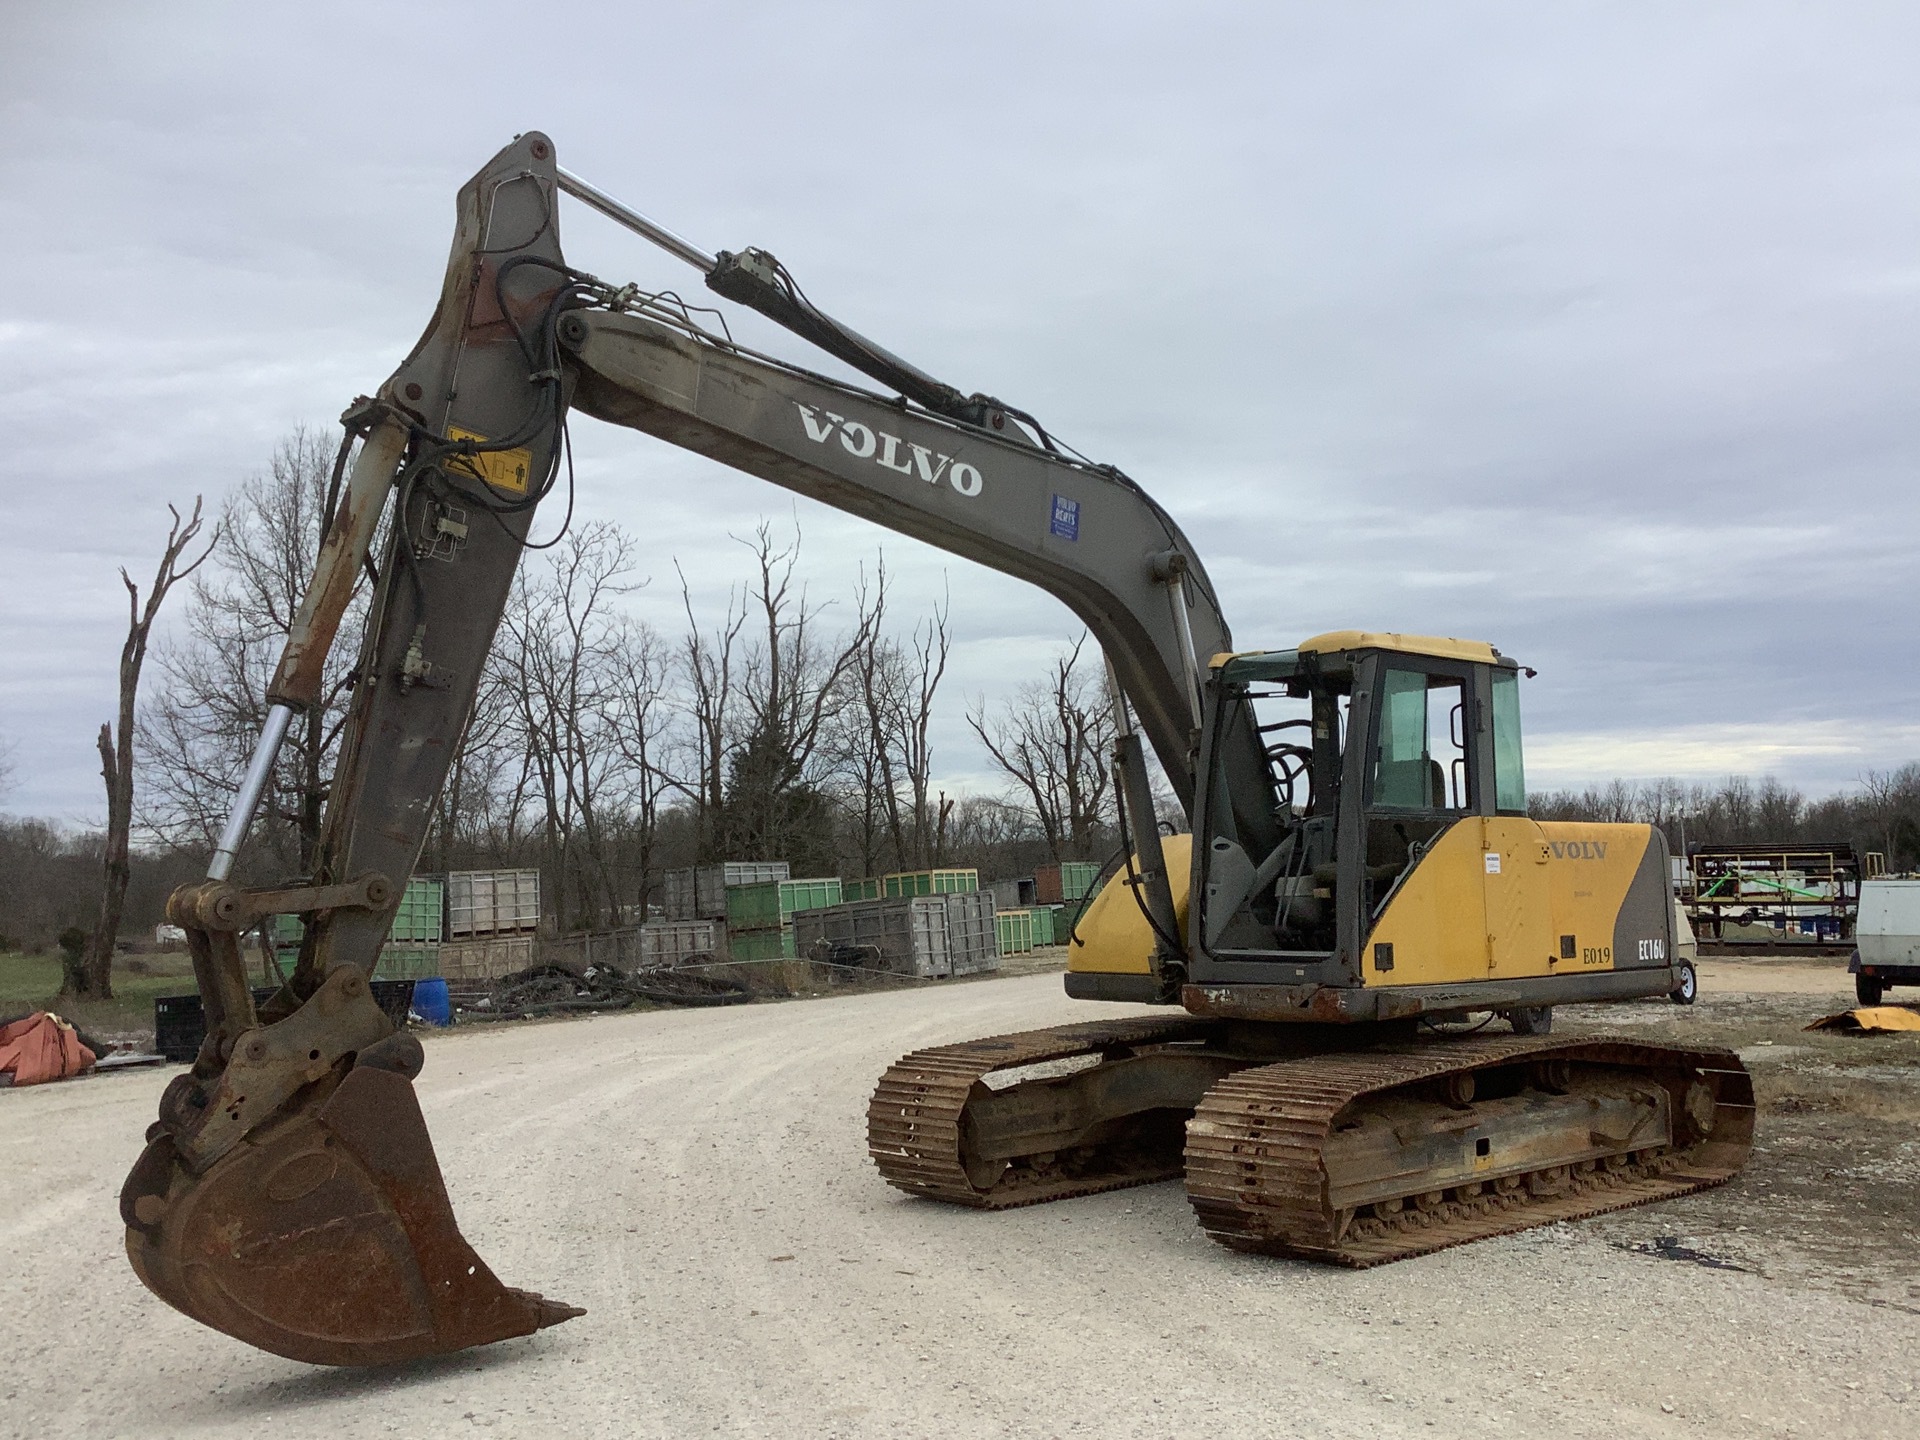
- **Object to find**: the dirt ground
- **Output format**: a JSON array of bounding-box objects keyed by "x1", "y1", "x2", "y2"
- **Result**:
[
  {"x1": 1557, "y1": 955, "x2": 1920, "y2": 1318},
  {"x1": 3, "y1": 956, "x2": 1916, "y2": 1438}
]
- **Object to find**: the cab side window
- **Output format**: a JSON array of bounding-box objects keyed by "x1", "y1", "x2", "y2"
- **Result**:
[{"x1": 1371, "y1": 667, "x2": 1468, "y2": 810}]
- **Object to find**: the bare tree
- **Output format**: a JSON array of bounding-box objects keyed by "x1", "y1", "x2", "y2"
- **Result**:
[
  {"x1": 605, "y1": 616, "x2": 674, "y2": 914},
  {"x1": 139, "y1": 428, "x2": 363, "y2": 880},
  {"x1": 670, "y1": 559, "x2": 745, "y2": 863},
  {"x1": 719, "y1": 522, "x2": 874, "y2": 873},
  {"x1": 1857, "y1": 765, "x2": 1920, "y2": 865},
  {"x1": 838, "y1": 558, "x2": 952, "y2": 873},
  {"x1": 494, "y1": 521, "x2": 641, "y2": 931},
  {"x1": 967, "y1": 633, "x2": 1115, "y2": 862},
  {"x1": 71, "y1": 499, "x2": 217, "y2": 999}
]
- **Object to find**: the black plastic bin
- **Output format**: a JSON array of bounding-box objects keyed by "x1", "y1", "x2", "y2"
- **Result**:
[{"x1": 153, "y1": 981, "x2": 416, "y2": 1063}]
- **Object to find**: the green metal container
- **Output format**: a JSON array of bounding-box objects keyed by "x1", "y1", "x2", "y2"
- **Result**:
[
  {"x1": 726, "y1": 877, "x2": 843, "y2": 932},
  {"x1": 269, "y1": 875, "x2": 445, "y2": 947},
  {"x1": 728, "y1": 926, "x2": 796, "y2": 962},
  {"x1": 996, "y1": 909, "x2": 1034, "y2": 955},
  {"x1": 1028, "y1": 905, "x2": 1056, "y2": 947},
  {"x1": 1060, "y1": 861, "x2": 1102, "y2": 902},
  {"x1": 882, "y1": 868, "x2": 979, "y2": 897},
  {"x1": 843, "y1": 876, "x2": 884, "y2": 902},
  {"x1": 388, "y1": 877, "x2": 446, "y2": 942}
]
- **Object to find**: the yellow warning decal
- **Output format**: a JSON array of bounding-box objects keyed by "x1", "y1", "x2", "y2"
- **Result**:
[{"x1": 446, "y1": 425, "x2": 533, "y2": 495}]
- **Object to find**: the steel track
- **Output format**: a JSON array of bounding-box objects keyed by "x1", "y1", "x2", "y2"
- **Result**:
[
  {"x1": 1185, "y1": 1035, "x2": 1755, "y2": 1266},
  {"x1": 870, "y1": 1025, "x2": 1755, "y2": 1265}
]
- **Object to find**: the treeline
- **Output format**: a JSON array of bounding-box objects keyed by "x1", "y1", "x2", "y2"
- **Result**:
[
  {"x1": 1530, "y1": 766, "x2": 1920, "y2": 866},
  {"x1": 0, "y1": 818, "x2": 199, "y2": 956}
]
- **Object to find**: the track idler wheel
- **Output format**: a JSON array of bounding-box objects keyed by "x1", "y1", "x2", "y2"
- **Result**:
[{"x1": 120, "y1": 1033, "x2": 581, "y2": 1366}]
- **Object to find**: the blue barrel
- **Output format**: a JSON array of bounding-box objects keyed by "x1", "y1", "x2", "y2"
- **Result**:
[{"x1": 411, "y1": 977, "x2": 452, "y2": 1027}]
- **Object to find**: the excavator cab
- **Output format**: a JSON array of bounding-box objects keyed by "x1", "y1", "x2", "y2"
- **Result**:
[
  {"x1": 1195, "y1": 631, "x2": 1520, "y2": 969},
  {"x1": 1069, "y1": 629, "x2": 1682, "y2": 1026}
]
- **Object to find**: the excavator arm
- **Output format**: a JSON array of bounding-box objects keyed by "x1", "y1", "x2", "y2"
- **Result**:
[{"x1": 121, "y1": 132, "x2": 1274, "y2": 1365}]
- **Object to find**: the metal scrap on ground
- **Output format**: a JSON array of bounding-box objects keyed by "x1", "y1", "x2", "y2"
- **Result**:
[{"x1": 460, "y1": 961, "x2": 753, "y2": 1019}]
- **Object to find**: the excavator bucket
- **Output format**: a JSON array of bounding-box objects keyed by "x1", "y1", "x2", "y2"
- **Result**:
[{"x1": 120, "y1": 1039, "x2": 581, "y2": 1367}]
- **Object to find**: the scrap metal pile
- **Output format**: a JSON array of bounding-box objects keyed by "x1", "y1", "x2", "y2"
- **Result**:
[{"x1": 462, "y1": 961, "x2": 751, "y2": 1019}]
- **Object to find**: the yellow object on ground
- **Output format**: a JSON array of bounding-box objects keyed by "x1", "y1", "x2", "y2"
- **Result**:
[{"x1": 1805, "y1": 1006, "x2": 1920, "y2": 1034}]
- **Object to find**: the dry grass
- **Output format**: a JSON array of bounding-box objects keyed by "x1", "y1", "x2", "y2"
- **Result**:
[{"x1": 1754, "y1": 1067, "x2": 1920, "y2": 1122}]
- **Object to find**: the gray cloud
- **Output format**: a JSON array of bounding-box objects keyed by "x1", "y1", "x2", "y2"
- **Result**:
[{"x1": 4, "y1": 1, "x2": 1917, "y2": 819}]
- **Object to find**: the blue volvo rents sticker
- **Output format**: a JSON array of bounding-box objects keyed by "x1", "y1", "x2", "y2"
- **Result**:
[{"x1": 1050, "y1": 494, "x2": 1080, "y2": 541}]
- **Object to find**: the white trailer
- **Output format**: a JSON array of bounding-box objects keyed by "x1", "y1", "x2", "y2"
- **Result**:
[{"x1": 1852, "y1": 877, "x2": 1920, "y2": 1004}]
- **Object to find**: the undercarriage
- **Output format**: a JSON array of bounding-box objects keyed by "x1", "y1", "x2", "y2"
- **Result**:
[{"x1": 869, "y1": 1018, "x2": 1754, "y2": 1264}]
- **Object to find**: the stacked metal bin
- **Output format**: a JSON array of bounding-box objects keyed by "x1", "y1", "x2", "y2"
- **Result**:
[
  {"x1": 440, "y1": 934, "x2": 535, "y2": 982},
  {"x1": 1033, "y1": 860, "x2": 1103, "y2": 906},
  {"x1": 1028, "y1": 904, "x2": 1056, "y2": 947},
  {"x1": 272, "y1": 876, "x2": 445, "y2": 981},
  {"x1": 724, "y1": 875, "x2": 839, "y2": 964},
  {"x1": 729, "y1": 927, "x2": 798, "y2": 962},
  {"x1": 381, "y1": 875, "x2": 447, "y2": 978},
  {"x1": 441, "y1": 868, "x2": 542, "y2": 981},
  {"x1": 996, "y1": 908, "x2": 1035, "y2": 956},
  {"x1": 793, "y1": 890, "x2": 999, "y2": 978},
  {"x1": 270, "y1": 869, "x2": 544, "y2": 985},
  {"x1": 944, "y1": 892, "x2": 1000, "y2": 974},
  {"x1": 663, "y1": 861, "x2": 789, "y2": 921},
  {"x1": 446, "y1": 869, "x2": 541, "y2": 937},
  {"x1": 640, "y1": 919, "x2": 721, "y2": 967},
  {"x1": 725, "y1": 877, "x2": 842, "y2": 930},
  {"x1": 881, "y1": 868, "x2": 979, "y2": 897},
  {"x1": 537, "y1": 920, "x2": 720, "y2": 973}
]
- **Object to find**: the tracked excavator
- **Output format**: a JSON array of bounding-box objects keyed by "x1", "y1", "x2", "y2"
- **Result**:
[{"x1": 121, "y1": 134, "x2": 1753, "y2": 1366}]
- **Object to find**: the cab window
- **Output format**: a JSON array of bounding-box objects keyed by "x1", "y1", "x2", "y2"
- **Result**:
[
  {"x1": 1371, "y1": 667, "x2": 1467, "y2": 810},
  {"x1": 1491, "y1": 668, "x2": 1526, "y2": 813}
]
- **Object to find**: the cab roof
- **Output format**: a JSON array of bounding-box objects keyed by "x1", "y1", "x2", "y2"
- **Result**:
[
  {"x1": 1209, "y1": 630, "x2": 1504, "y2": 671},
  {"x1": 1296, "y1": 630, "x2": 1500, "y2": 664}
]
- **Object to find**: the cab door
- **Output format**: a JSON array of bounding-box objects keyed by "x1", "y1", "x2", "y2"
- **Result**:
[{"x1": 1482, "y1": 816, "x2": 1554, "y2": 977}]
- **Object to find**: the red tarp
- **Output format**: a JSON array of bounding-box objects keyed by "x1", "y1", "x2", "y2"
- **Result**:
[{"x1": 0, "y1": 1012, "x2": 97, "y2": 1085}]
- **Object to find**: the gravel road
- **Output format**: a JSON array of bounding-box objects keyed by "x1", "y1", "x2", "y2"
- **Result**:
[{"x1": 4, "y1": 970, "x2": 1914, "y2": 1439}]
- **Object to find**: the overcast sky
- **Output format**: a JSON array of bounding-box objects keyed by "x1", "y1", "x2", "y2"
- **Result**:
[{"x1": 3, "y1": 2, "x2": 1917, "y2": 825}]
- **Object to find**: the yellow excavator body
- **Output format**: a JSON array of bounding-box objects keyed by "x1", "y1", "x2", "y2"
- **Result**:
[{"x1": 1066, "y1": 822, "x2": 1663, "y2": 990}]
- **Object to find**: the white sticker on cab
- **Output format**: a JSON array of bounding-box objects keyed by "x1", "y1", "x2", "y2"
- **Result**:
[{"x1": 1484, "y1": 852, "x2": 1502, "y2": 875}]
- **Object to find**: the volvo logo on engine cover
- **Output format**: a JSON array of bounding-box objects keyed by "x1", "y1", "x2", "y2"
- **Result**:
[
  {"x1": 1548, "y1": 840, "x2": 1609, "y2": 860},
  {"x1": 792, "y1": 402, "x2": 983, "y2": 497}
]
